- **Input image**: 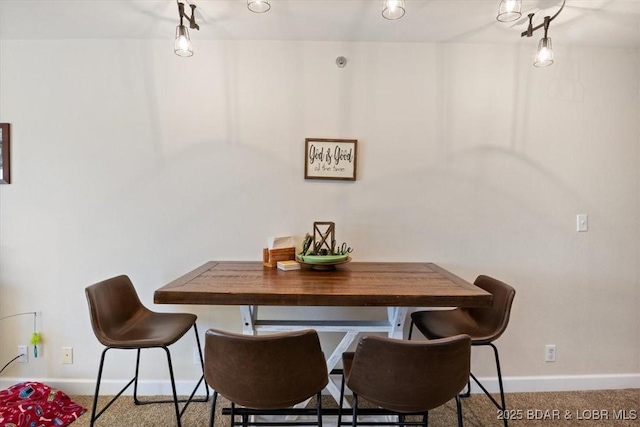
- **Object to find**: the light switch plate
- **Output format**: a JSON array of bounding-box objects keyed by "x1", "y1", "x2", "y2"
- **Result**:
[{"x1": 577, "y1": 214, "x2": 588, "y2": 232}]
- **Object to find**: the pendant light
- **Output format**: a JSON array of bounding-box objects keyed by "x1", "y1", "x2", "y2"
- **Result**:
[
  {"x1": 382, "y1": 0, "x2": 405, "y2": 20},
  {"x1": 174, "y1": 2, "x2": 200, "y2": 58},
  {"x1": 498, "y1": 0, "x2": 565, "y2": 67},
  {"x1": 248, "y1": 0, "x2": 271, "y2": 13},
  {"x1": 496, "y1": 0, "x2": 522, "y2": 22},
  {"x1": 534, "y1": 17, "x2": 554, "y2": 67},
  {"x1": 174, "y1": 25, "x2": 193, "y2": 57}
]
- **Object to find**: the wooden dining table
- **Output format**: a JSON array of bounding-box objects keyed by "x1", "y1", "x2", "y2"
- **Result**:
[{"x1": 154, "y1": 260, "x2": 492, "y2": 406}]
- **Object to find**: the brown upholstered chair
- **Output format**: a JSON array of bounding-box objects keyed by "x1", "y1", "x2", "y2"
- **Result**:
[
  {"x1": 338, "y1": 334, "x2": 471, "y2": 427},
  {"x1": 409, "y1": 275, "x2": 516, "y2": 427},
  {"x1": 85, "y1": 275, "x2": 208, "y2": 427},
  {"x1": 205, "y1": 328, "x2": 329, "y2": 427}
]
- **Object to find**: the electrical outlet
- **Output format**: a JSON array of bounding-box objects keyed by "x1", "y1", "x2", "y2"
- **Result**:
[
  {"x1": 62, "y1": 347, "x2": 73, "y2": 364},
  {"x1": 545, "y1": 344, "x2": 556, "y2": 362},
  {"x1": 17, "y1": 345, "x2": 28, "y2": 363}
]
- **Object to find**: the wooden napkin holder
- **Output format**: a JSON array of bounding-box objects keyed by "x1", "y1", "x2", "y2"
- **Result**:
[{"x1": 263, "y1": 247, "x2": 296, "y2": 268}]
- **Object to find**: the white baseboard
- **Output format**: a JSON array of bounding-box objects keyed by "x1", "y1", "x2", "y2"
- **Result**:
[
  {"x1": 1, "y1": 374, "x2": 638, "y2": 397},
  {"x1": 0, "y1": 378, "x2": 210, "y2": 397},
  {"x1": 494, "y1": 374, "x2": 640, "y2": 393}
]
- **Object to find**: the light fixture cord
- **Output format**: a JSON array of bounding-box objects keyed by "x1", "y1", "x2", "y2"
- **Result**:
[
  {"x1": 0, "y1": 311, "x2": 37, "y2": 325},
  {"x1": 0, "y1": 311, "x2": 39, "y2": 341}
]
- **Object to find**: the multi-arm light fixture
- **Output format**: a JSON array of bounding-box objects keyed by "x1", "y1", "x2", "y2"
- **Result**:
[
  {"x1": 498, "y1": 0, "x2": 566, "y2": 67},
  {"x1": 173, "y1": 0, "x2": 564, "y2": 64},
  {"x1": 174, "y1": 1, "x2": 200, "y2": 57}
]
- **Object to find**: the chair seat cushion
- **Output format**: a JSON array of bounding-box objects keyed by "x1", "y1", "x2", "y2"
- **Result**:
[
  {"x1": 411, "y1": 310, "x2": 496, "y2": 345},
  {"x1": 99, "y1": 311, "x2": 196, "y2": 348}
]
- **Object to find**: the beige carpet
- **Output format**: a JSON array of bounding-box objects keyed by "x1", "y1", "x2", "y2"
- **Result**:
[{"x1": 70, "y1": 389, "x2": 639, "y2": 426}]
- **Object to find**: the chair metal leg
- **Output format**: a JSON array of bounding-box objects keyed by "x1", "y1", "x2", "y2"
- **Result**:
[
  {"x1": 193, "y1": 325, "x2": 211, "y2": 402},
  {"x1": 337, "y1": 371, "x2": 346, "y2": 427},
  {"x1": 468, "y1": 344, "x2": 508, "y2": 427},
  {"x1": 133, "y1": 349, "x2": 143, "y2": 404},
  {"x1": 132, "y1": 326, "x2": 209, "y2": 422},
  {"x1": 352, "y1": 394, "x2": 358, "y2": 427},
  {"x1": 317, "y1": 391, "x2": 323, "y2": 427},
  {"x1": 490, "y1": 343, "x2": 508, "y2": 427},
  {"x1": 178, "y1": 324, "x2": 210, "y2": 417},
  {"x1": 90, "y1": 347, "x2": 137, "y2": 426},
  {"x1": 230, "y1": 402, "x2": 236, "y2": 427},
  {"x1": 130, "y1": 346, "x2": 186, "y2": 427},
  {"x1": 455, "y1": 395, "x2": 463, "y2": 427},
  {"x1": 164, "y1": 347, "x2": 183, "y2": 427},
  {"x1": 407, "y1": 320, "x2": 414, "y2": 340},
  {"x1": 208, "y1": 391, "x2": 218, "y2": 427},
  {"x1": 424, "y1": 411, "x2": 429, "y2": 427},
  {"x1": 89, "y1": 348, "x2": 108, "y2": 427}
]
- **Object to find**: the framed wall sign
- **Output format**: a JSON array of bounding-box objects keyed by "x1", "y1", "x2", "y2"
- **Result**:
[
  {"x1": 304, "y1": 138, "x2": 357, "y2": 181},
  {"x1": 0, "y1": 123, "x2": 10, "y2": 184}
]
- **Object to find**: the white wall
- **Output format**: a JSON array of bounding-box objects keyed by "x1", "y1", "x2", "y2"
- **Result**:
[{"x1": 0, "y1": 39, "x2": 639, "y2": 394}]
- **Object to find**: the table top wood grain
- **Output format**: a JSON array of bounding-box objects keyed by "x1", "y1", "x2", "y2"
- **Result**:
[{"x1": 154, "y1": 261, "x2": 492, "y2": 307}]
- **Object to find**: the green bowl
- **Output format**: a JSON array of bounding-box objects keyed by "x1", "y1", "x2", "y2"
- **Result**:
[{"x1": 297, "y1": 254, "x2": 349, "y2": 263}]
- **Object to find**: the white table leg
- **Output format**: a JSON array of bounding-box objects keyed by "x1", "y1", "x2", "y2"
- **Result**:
[
  {"x1": 240, "y1": 305, "x2": 258, "y2": 335},
  {"x1": 388, "y1": 307, "x2": 408, "y2": 339},
  {"x1": 325, "y1": 330, "x2": 359, "y2": 407}
]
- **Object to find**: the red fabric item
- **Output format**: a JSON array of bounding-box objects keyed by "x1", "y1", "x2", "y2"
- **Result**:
[{"x1": 0, "y1": 382, "x2": 86, "y2": 427}]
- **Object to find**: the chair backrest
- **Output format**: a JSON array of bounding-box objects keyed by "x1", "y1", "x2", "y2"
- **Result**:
[
  {"x1": 465, "y1": 275, "x2": 516, "y2": 341},
  {"x1": 346, "y1": 334, "x2": 471, "y2": 413},
  {"x1": 85, "y1": 275, "x2": 149, "y2": 346},
  {"x1": 205, "y1": 328, "x2": 328, "y2": 409}
]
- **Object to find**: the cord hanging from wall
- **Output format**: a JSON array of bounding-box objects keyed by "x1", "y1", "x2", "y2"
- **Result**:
[{"x1": 0, "y1": 312, "x2": 42, "y2": 374}]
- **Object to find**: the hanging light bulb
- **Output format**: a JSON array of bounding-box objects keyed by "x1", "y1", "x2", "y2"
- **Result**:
[
  {"x1": 533, "y1": 16, "x2": 554, "y2": 67},
  {"x1": 248, "y1": 0, "x2": 271, "y2": 13},
  {"x1": 497, "y1": 0, "x2": 522, "y2": 22},
  {"x1": 174, "y1": 25, "x2": 193, "y2": 57},
  {"x1": 519, "y1": 2, "x2": 564, "y2": 68},
  {"x1": 534, "y1": 37, "x2": 553, "y2": 67},
  {"x1": 174, "y1": 2, "x2": 198, "y2": 57},
  {"x1": 382, "y1": 0, "x2": 405, "y2": 20}
]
